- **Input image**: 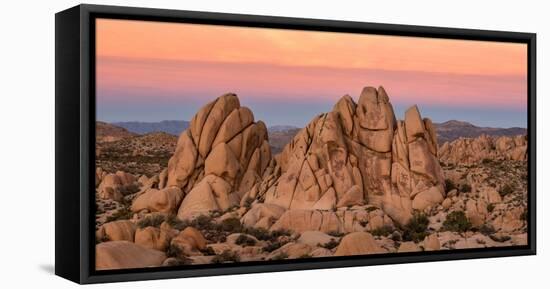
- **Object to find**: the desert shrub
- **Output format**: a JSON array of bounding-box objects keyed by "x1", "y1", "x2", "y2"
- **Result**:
[
  {"x1": 479, "y1": 224, "x2": 496, "y2": 236},
  {"x1": 243, "y1": 227, "x2": 271, "y2": 240},
  {"x1": 327, "y1": 231, "x2": 345, "y2": 238},
  {"x1": 298, "y1": 254, "x2": 312, "y2": 259},
  {"x1": 119, "y1": 183, "x2": 140, "y2": 195},
  {"x1": 320, "y1": 239, "x2": 340, "y2": 250},
  {"x1": 487, "y1": 203, "x2": 495, "y2": 213},
  {"x1": 270, "y1": 229, "x2": 292, "y2": 239},
  {"x1": 137, "y1": 213, "x2": 166, "y2": 228},
  {"x1": 271, "y1": 252, "x2": 289, "y2": 261},
  {"x1": 200, "y1": 246, "x2": 217, "y2": 256},
  {"x1": 166, "y1": 243, "x2": 184, "y2": 258},
  {"x1": 243, "y1": 197, "x2": 254, "y2": 208},
  {"x1": 212, "y1": 250, "x2": 240, "y2": 263},
  {"x1": 365, "y1": 206, "x2": 378, "y2": 213},
  {"x1": 370, "y1": 225, "x2": 394, "y2": 237},
  {"x1": 164, "y1": 214, "x2": 192, "y2": 231},
  {"x1": 194, "y1": 214, "x2": 216, "y2": 230},
  {"x1": 459, "y1": 183, "x2": 472, "y2": 193},
  {"x1": 163, "y1": 257, "x2": 192, "y2": 266},
  {"x1": 481, "y1": 158, "x2": 493, "y2": 165},
  {"x1": 242, "y1": 227, "x2": 291, "y2": 242},
  {"x1": 445, "y1": 179, "x2": 457, "y2": 193},
  {"x1": 235, "y1": 234, "x2": 257, "y2": 246},
  {"x1": 499, "y1": 184, "x2": 515, "y2": 197},
  {"x1": 263, "y1": 241, "x2": 287, "y2": 253},
  {"x1": 105, "y1": 206, "x2": 133, "y2": 222},
  {"x1": 402, "y1": 212, "x2": 429, "y2": 242},
  {"x1": 443, "y1": 211, "x2": 472, "y2": 233},
  {"x1": 220, "y1": 217, "x2": 242, "y2": 232}
]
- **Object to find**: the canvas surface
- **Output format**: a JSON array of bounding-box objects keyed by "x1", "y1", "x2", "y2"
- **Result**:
[{"x1": 93, "y1": 18, "x2": 528, "y2": 270}]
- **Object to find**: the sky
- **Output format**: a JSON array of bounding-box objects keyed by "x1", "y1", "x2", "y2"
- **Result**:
[{"x1": 96, "y1": 19, "x2": 528, "y2": 128}]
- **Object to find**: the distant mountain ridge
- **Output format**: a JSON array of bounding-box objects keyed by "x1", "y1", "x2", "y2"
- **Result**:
[
  {"x1": 434, "y1": 120, "x2": 526, "y2": 144},
  {"x1": 112, "y1": 120, "x2": 189, "y2": 135},
  {"x1": 96, "y1": 121, "x2": 137, "y2": 143},
  {"x1": 268, "y1": 125, "x2": 300, "y2": 132},
  {"x1": 104, "y1": 119, "x2": 526, "y2": 146}
]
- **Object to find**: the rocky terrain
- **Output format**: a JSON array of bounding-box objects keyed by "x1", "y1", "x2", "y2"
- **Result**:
[
  {"x1": 96, "y1": 132, "x2": 177, "y2": 176},
  {"x1": 94, "y1": 86, "x2": 528, "y2": 270}
]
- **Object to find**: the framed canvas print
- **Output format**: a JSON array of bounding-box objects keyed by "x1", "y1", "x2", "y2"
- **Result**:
[{"x1": 55, "y1": 4, "x2": 536, "y2": 284}]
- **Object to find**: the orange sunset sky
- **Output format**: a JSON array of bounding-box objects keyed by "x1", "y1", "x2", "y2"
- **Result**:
[{"x1": 96, "y1": 18, "x2": 528, "y2": 127}]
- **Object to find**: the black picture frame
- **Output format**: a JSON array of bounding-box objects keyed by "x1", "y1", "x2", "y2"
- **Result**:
[{"x1": 55, "y1": 4, "x2": 536, "y2": 284}]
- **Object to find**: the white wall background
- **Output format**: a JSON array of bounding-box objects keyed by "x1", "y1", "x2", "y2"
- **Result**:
[{"x1": 0, "y1": 0, "x2": 547, "y2": 287}]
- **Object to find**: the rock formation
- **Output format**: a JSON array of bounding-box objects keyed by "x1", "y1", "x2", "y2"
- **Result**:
[
  {"x1": 160, "y1": 93, "x2": 273, "y2": 219},
  {"x1": 439, "y1": 134, "x2": 527, "y2": 165},
  {"x1": 245, "y1": 86, "x2": 445, "y2": 226},
  {"x1": 96, "y1": 220, "x2": 136, "y2": 242},
  {"x1": 131, "y1": 187, "x2": 184, "y2": 214},
  {"x1": 334, "y1": 232, "x2": 385, "y2": 256},
  {"x1": 96, "y1": 241, "x2": 167, "y2": 270},
  {"x1": 97, "y1": 171, "x2": 138, "y2": 201}
]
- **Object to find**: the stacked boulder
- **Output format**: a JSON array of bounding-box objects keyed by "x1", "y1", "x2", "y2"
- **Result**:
[
  {"x1": 383, "y1": 105, "x2": 445, "y2": 225},
  {"x1": 248, "y1": 86, "x2": 445, "y2": 226},
  {"x1": 161, "y1": 93, "x2": 273, "y2": 219},
  {"x1": 97, "y1": 170, "x2": 138, "y2": 202}
]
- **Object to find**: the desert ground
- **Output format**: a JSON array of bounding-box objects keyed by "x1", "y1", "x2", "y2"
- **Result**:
[{"x1": 94, "y1": 86, "x2": 528, "y2": 270}]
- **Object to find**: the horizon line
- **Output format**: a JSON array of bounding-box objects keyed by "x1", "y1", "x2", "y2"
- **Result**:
[{"x1": 98, "y1": 118, "x2": 527, "y2": 130}]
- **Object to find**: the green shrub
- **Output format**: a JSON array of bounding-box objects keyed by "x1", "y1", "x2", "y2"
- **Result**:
[
  {"x1": 235, "y1": 234, "x2": 257, "y2": 246},
  {"x1": 459, "y1": 183, "x2": 472, "y2": 193},
  {"x1": 165, "y1": 215, "x2": 192, "y2": 231},
  {"x1": 119, "y1": 183, "x2": 140, "y2": 195},
  {"x1": 486, "y1": 203, "x2": 495, "y2": 213},
  {"x1": 443, "y1": 211, "x2": 472, "y2": 232},
  {"x1": 163, "y1": 257, "x2": 191, "y2": 266},
  {"x1": 365, "y1": 206, "x2": 378, "y2": 213},
  {"x1": 194, "y1": 214, "x2": 216, "y2": 230},
  {"x1": 272, "y1": 229, "x2": 292, "y2": 238},
  {"x1": 370, "y1": 225, "x2": 394, "y2": 237},
  {"x1": 220, "y1": 217, "x2": 242, "y2": 232},
  {"x1": 243, "y1": 227, "x2": 271, "y2": 241},
  {"x1": 271, "y1": 252, "x2": 289, "y2": 261},
  {"x1": 499, "y1": 184, "x2": 515, "y2": 197},
  {"x1": 402, "y1": 212, "x2": 429, "y2": 242},
  {"x1": 327, "y1": 231, "x2": 345, "y2": 237},
  {"x1": 243, "y1": 197, "x2": 254, "y2": 208},
  {"x1": 137, "y1": 213, "x2": 166, "y2": 228},
  {"x1": 212, "y1": 250, "x2": 240, "y2": 263},
  {"x1": 200, "y1": 246, "x2": 217, "y2": 256},
  {"x1": 166, "y1": 244, "x2": 184, "y2": 258},
  {"x1": 263, "y1": 241, "x2": 287, "y2": 253},
  {"x1": 105, "y1": 206, "x2": 133, "y2": 222},
  {"x1": 445, "y1": 179, "x2": 457, "y2": 193},
  {"x1": 320, "y1": 239, "x2": 340, "y2": 250}
]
